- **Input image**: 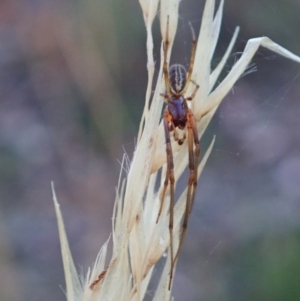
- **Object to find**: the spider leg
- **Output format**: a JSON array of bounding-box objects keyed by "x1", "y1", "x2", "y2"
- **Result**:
[
  {"x1": 186, "y1": 80, "x2": 199, "y2": 101},
  {"x1": 188, "y1": 110, "x2": 200, "y2": 212},
  {"x1": 160, "y1": 93, "x2": 169, "y2": 103},
  {"x1": 157, "y1": 110, "x2": 174, "y2": 223},
  {"x1": 183, "y1": 22, "x2": 196, "y2": 94},
  {"x1": 173, "y1": 121, "x2": 194, "y2": 264},
  {"x1": 163, "y1": 16, "x2": 171, "y2": 96},
  {"x1": 174, "y1": 110, "x2": 200, "y2": 264},
  {"x1": 159, "y1": 109, "x2": 176, "y2": 290}
]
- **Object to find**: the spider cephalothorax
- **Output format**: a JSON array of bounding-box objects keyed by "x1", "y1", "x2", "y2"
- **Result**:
[
  {"x1": 167, "y1": 95, "x2": 188, "y2": 130},
  {"x1": 157, "y1": 17, "x2": 202, "y2": 290}
]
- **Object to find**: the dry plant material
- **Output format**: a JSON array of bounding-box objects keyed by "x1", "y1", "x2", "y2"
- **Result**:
[
  {"x1": 53, "y1": 0, "x2": 300, "y2": 300},
  {"x1": 89, "y1": 270, "x2": 107, "y2": 290}
]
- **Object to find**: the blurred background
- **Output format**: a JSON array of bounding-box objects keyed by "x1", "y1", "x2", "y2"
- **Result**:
[{"x1": 0, "y1": 0, "x2": 300, "y2": 300}]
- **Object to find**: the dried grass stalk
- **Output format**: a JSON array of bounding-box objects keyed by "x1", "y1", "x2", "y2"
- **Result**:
[{"x1": 53, "y1": 0, "x2": 300, "y2": 300}]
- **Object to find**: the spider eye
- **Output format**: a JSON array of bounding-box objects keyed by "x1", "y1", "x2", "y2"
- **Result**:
[{"x1": 169, "y1": 64, "x2": 187, "y2": 94}]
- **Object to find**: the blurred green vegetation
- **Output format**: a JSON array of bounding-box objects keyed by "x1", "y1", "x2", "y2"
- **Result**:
[{"x1": 230, "y1": 231, "x2": 300, "y2": 301}]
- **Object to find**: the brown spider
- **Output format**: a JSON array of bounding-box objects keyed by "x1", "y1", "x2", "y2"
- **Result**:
[{"x1": 157, "y1": 17, "x2": 201, "y2": 289}]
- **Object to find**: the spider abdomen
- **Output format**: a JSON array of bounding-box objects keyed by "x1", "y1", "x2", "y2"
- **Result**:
[
  {"x1": 169, "y1": 64, "x2": 187, "y2": 94},
  {"x1": 168, "y1": 96, "x2": 188, "y2": 129}
]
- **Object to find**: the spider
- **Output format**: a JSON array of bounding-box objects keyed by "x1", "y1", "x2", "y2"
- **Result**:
[{"x1": 157, "y1": 17, "x2": 201, "y2": 289}]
